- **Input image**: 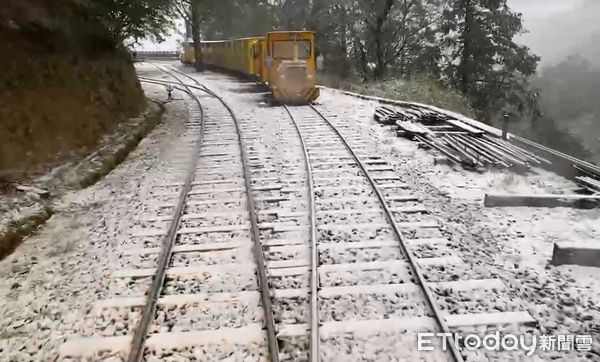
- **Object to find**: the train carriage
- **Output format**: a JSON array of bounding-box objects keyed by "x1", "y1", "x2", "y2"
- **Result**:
[
  {"x1": 201, "y1": 37, "x2": 264, "y2": 77},
  {"x1": 183, "y1": 31, "x2": 319, "y2": 105}
]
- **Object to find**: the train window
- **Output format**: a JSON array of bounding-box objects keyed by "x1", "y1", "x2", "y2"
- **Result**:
[{"x1": 272, "y1": 40, "x2": 311, "y2": 60}]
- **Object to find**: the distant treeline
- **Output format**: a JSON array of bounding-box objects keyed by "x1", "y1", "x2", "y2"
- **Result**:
[
  {"x1": 170, "y1": 0, "x2": 600, "y2": 162},
  {"x1": 182, "y1": 0, "x2": 539, "y2": 123}
]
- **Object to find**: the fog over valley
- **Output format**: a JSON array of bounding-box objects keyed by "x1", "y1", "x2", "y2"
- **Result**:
[
  {"x1": 509, "y1": 0, "x2": 600, "y2": 68},
  {"x1": 508, "y1": 0, "x2": 600, "y2": 163}
]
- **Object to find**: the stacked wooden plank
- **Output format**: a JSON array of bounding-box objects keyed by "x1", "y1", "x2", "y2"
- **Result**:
[
  {"x1": 374, "y1": 106, "x2": 406, "y2": 125},
  {"x1": 374, "y1": 105, "x2": 551, "y2": 170},
  {"x1": 576, "y1": 176, "x2": 600, "y2": 193},
  {"x1": 375, "y1": 105, "x2": 449, "y2": 125}
]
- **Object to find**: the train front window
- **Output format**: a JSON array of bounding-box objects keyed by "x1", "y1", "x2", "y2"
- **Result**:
[{"x1": 272, "y1": 40, "x2": 311, "y2": 60}]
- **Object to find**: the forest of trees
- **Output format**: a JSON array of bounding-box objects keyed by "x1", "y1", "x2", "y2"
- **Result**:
[
  {"x1": 93, "y1": 0, "x2": 597, "y2": 162},
  {"x1": 172, "y1": 0, "x2": 548, "y2": 129},
  {"x1": 170, "y1": 0, "x2": 541, "y2": 123}
]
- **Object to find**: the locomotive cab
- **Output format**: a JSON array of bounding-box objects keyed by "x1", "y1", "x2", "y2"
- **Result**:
[{"x1": 266, "y1": 31, "x2": 319, "y2": 104}]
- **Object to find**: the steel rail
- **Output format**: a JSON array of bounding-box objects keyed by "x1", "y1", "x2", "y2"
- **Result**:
[
  {"x1": 138, "y1": 78, "x2": 195, "y2": 97},
  {"x1": 138, "y1": 76, "x2": 211, "y2": 95},
  {"x1": 307, "y1": 104, "x2": 465, "y2": 362},
  {"x1": 282, "y1": 105, "x2": 320, "y2": 362},
  {"x1": 126, "y1": 68, "x2": 205, "y2": 362},
  {"x1": 511, "y1": 134, "x2": 600, "y2": 176},
  {"x1": 166, "y1": 66, "x2": 281, "y2": 362}
]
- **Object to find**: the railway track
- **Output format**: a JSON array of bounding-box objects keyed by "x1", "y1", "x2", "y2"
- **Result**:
[
  {"x1": 59, "y1": 66, "x2": 539, "y2": 361},
  {"x1": 277, "y1": 104, "x2": 456, "y2": 361},
  {"x1": 59, "y1": 66, "x2": 279, "y2": 361},
  {"x1": 239, "y1": 98, "x2": 537, "y2": 361},
  {"x1": 283, "y1": 104, "x2": 537, "y2": 361}
]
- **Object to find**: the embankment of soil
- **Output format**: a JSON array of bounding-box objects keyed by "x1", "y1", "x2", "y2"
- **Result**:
[
  {"x1": 0, "y1": 59, "x2": 146, "y2": 175},
  {"x1": 0, "y1": 0, "x2": 146, "y2": 178},
  {"x1": 0, "y1": 0, "x2": 159, "y2": 259},
  {"x1": 0, "y1": 101, "x2": 165, "y2": 261}
]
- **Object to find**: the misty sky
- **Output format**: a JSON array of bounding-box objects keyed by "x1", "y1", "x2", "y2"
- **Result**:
[{"x1": 509, "y1": 0, "x2": 600, "y2": 67}]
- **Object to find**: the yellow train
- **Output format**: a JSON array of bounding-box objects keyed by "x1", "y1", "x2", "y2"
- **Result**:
[
  {"x1": 180, "y1": 41, "x2": 195, "y2": 65},
  {"x1": 180, "y1": 31, "x2": 319, "y2": 104}
]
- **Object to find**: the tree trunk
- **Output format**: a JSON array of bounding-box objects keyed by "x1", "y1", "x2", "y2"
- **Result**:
[
  {"x1": 399, "y1": 49, "x2": 405, "y2": 77},
  {"x1": 374, "y1": 29, "x2": 385, "y2": 79},
  {"x1": 459, "y1": 0, "x2": 473, "y2": 94},
  {"x1": 398, "y1": 0, "x2": 409, "y2": 78},
  {"x1": 338, "y1": 5, "x2": 350, "y2": 78},
  {"x1": 373, "y1": 0, "x2": 395, "y2": 80},
  {"x1": 354, "y1": 38, "x2": 369, "y2": 79},
  {"x1": 191, "y1": 0, "x2": 203, "y2": 71}
]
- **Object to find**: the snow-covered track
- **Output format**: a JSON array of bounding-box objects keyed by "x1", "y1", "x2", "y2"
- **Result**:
[
  {"x1": 282, "y1": 104, "x2": 537, "y2": 361},
  {"x1": 57, "y1": 66, "x2": 538, "y2": 361},
  {"x1": 237, "y1": 104, "x2": 318, "y2": 362},
  {"x1": 164, "y1": 68, "x2": 321, "y2": 362},
  {"x1": 58, "y1": 66, "x2": 279, "y2": 361},
  {"x1": 165, "y1": 66, "x2": 280, "y2": 362}
]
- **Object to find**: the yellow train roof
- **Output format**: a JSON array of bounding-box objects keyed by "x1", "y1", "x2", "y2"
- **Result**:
[
  {"x1": 200, "y1": 36, "x2": 265, "y2": 44},
  {"x1": 190, "y1": 31, "x2": 315, "y2": 44},
  {"x1": 267, "y1": 30, "x2": 315, "y2": 34}
]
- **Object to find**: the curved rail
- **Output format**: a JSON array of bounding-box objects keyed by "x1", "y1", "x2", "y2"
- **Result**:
[
  {"x1": 126, "y1": 69, "x2": 205, "y2": 362},
  {"x1": 163, "y1": 65, "x2": 281, "y2": 362},
  {"x1": 138, "y1": 78, "x2": 191, "y2": 96},
  {"x1": 305, "y1": 104, "x2": 464, "y2": 362},
  {"x1": 138, "y1": 76, "x2": 210, "y2": 95},
  {"x1": 137, "y1": 64, "x2": 461, "y2": 361},
  {"x1": 282, "y1": 105, "x2": 319, "y2": 362}
]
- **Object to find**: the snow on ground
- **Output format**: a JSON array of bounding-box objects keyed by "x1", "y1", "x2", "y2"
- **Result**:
[
  {"x1": 165, "y1": 68, "x2": 600, "y2": 359},
  {"x1": 0, "y1": 73, "x2": 192, "y2": 359},
  {"x1": 1, "y1": 62, "x2": 599, "y2": 360},
  {"x1": 170, "y1": 67, "x2": 600, "y2": 359},
  {"x1": 317, "y1": 87, "x2": 600, "y2": 359},
  {"x1": 0, "y1": 194, "x2": 45, "y2": 233}
]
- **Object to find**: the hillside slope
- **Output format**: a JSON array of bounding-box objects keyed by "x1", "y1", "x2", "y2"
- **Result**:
[{"x1": 0, "y1": 0, "x2": 145, "y2": 178}]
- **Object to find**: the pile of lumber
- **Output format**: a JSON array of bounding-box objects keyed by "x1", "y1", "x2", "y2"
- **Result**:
[
  {"x1": 374, "y1": 105, "x2": 550, "y2": 170},
  {"x1": 374, "y1": 106, "x2": 450, "y2": 125},
  {"x1": 576, "y1": 176, "x2": 600, "y2": 193},
  {"x1": 374, "y1": 107, "x2": 405, "y2": 125}
]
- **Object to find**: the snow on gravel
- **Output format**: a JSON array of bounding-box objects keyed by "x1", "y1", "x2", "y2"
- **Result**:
[
  {"x1": 0, "y1": 68, "x2": 193, "y2": 360},
  {"x1": 173, "y1": 69, "x2": 600, "y2": 360},
  {"x1": 317, "y1": 88, "x2": 600, "y2": 360},
  {"x1": 3, "y1": 62, "x2": 598, "y2": 361},
  {"x1": 180, "y1": 68, "x2": 318, "y2": 359},
  {"x1": 0, "y1": 194, "x2": 45, "y2": 233}
]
